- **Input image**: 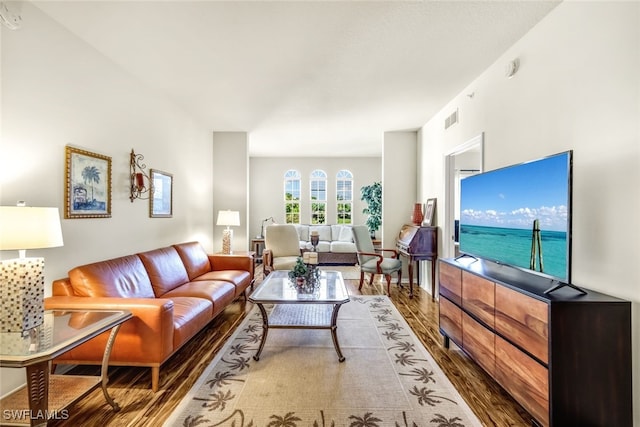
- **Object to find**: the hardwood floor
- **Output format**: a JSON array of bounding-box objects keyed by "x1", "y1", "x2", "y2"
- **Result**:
[{"x1": 48, "y1": 268, "x2": 532, "y2": 427}]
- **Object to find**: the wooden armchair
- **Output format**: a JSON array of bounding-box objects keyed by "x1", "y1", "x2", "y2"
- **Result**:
[
  {"x1": 262, "y1": 224, "x2": 301, "y2": 276},
  {"x1": 351, "y1": 225, "x2": 402, "y2": 295}
]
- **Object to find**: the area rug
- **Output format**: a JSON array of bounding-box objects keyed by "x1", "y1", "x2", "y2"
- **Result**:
[{"x1": 164, "y1": 296, "x2": 481, "y2": 427}]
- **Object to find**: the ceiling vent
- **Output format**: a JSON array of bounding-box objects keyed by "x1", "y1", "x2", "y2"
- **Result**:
[{"x1": 444, "y1": 109, "x2": 458, "y2": 130}]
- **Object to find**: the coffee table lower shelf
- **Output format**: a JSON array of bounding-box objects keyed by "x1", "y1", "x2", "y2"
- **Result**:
[
  {"x1": 254, "y1": 303, "x2": 347, "y2": 362},
  {"x1": 0, "y1": 375, "x2": 102, "y2": 426}
]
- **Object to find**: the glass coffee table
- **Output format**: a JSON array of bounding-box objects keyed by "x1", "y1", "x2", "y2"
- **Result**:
[
  {"x1": 0, "y1": 309, "x2": 132, "y2": 426},
  {"x1": 248, "y1": 270, "x2": 350, "y2": 362}
]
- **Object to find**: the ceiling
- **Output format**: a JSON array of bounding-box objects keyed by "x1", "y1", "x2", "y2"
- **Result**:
[{"x1": 32, "y1": 1, "x2": 560, "y2": 157}]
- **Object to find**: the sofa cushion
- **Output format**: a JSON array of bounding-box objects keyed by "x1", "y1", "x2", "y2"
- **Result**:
[
  {"x1": 310, "y1": 225, "x2": 332, "y2": 241},
  {"x1": 330, "y1": 241, "x2": 357, "y2": 253},
  {"x1": 68, "y1": 255, "x2": 155, "y2": 298},
  {"x1": 138, "y1": 247, "x2": 190, "y2": 297},
  {"x1": 173, "y1": 242, "x2": 212, "y2": 280},
  {"x1": 193, "y1": 270, "x2": 252, "y2": 297},
  {"x1": 315, "y1": 241, "x2": 331, "y2": 252},
  {"x1": 294, "y1": 224, "x2": 309, "y2": 241},
  {"x1": 338, "y1": 226, "x2": 354, "y2": 242},
  {"x1": 163, "y1": 281, "x2": 236, "y2": 317},
  {"x1": 273, "y1": 256, "x2": 299, "y2": 271},
  {"x1": 331, "y1": 224, "x2": 346, "y2": 241},
  {"x1": 169, "y1": 296, "x2": 214, "y2": 349}
]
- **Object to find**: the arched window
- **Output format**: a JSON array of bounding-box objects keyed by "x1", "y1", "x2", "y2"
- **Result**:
[
  {"x1": 310, "y1": 169, "x2": 327, "y2": 224},
  {"x1": 336, "y1": 170, "x2": 353, "y2": 224},
  {"x1": 284, "y1": 170, "x2": 301, "y2": 224}
]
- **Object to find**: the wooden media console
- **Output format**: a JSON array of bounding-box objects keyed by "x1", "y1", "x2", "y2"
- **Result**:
[{"x1": 438, "y1": 258, "x2": 632, "y2": 427}]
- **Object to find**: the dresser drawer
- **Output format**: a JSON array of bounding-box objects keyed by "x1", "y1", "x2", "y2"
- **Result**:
[
  {"x1": 496, "y1": 336, "x2": 549, "y2": 427},
  {"x1": 439, "y1": 296, "x2": 462, "y2": 347},
  {"x1": 495, "y1": 284, "x2": 549, "y2": 364},
  {"x1": 461, "y1": 271, "x2": 495, "y2": 328},
  {"x1": 439, "y1": 261, "x2": 462, "y2": 306},
  {"x1": 462, "y1": 312, "x2": 495, "y2": 378}
]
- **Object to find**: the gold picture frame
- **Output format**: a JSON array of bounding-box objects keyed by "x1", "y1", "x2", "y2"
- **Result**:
[
  {"x1": 150, "y1": 169, "x2": 173, "y2": 218},
  {"x1": 64, "y1": 146, "x2": 112, "y2": 219}
]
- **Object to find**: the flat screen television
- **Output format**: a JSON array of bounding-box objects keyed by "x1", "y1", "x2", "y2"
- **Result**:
[{"x1": 459, "y1": 151, "x2": 576, "y2": 291}]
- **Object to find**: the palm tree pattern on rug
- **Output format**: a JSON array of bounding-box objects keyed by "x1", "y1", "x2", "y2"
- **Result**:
[{"x1": 176, "y1": 296, "x2": 479, "y2": 427}]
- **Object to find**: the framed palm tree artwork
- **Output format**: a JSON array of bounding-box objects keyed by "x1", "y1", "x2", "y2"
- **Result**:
[{"x1": 64, "y1": 146, "x2": 112, "y2": 218}]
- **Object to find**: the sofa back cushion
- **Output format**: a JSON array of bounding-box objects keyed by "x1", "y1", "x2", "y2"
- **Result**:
[
  {"x1": 173, "y1": 242, "x2": 212, "y2": 280},
  {"x1": 333, "y1": 225, "x2": 354, "y2": 242},
  {"x1": 309, "y1": 225, "x2": 332, "y2": 241},
  {"x1": 68, "y1": 255, "x2": 155, "y2": 298},
  {"x1": 294, "y1": 224, "x2": 309, "y2": 242},
  {"x1": 138, "y1": 246, "x2": 190, "y2": 297}
]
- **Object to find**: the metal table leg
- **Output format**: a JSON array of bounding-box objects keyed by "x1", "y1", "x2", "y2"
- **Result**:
[
  {"x1": 100, "y1": 323, "x2": 123, "y2": 411},
  {"x1": 330, "y1": 303, "x2": 346, "y2": 362},
  {"x1": 253, "y1": 303, "x2": 269, "y2": 361}
]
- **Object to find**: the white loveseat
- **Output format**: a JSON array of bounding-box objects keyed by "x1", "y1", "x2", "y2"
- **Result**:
[{"x1": 294, "y1": 224, "x2": 357, "y2": 265}]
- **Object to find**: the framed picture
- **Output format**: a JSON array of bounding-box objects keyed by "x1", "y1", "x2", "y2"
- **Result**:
[
  {"x1": 64, "y1": 146, "x2": 112, "y2": 219},
  {"x1": 423, "y1": 198, "x2": 436, "y2": 226},
  {"x1": 150, "y1": 169, "x2": 173, "y2": 218}
]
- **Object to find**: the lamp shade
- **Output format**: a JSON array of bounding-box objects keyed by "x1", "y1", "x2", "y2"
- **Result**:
[
  {"x1": 0, "y1": 206, "x2": 64, "y2": 251},
  {"x1": 216, "y1": 210, "x2": 240, "y2": 227}
]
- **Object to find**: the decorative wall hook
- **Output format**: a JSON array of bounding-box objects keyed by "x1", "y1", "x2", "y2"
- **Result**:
[{"x1": 130, "y1": 149, "x2": 151, "y2": 202}]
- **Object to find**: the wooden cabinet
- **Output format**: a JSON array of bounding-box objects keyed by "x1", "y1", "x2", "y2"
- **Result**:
[
  {"x1": 495, "y1": 284, "x2": 548, "y2": 365},
  {"x1": 439, "y1": 261, "x2": 461, "y2": 306},
  {"x1": 438, "y1": 258, "x2": 632, "y2": 427},
  {"x1": 461, "y1": 271, "x2": 494, "y2": 329}
]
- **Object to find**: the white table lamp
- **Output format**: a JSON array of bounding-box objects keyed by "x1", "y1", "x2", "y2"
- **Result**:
[
  {"x1": 216, "y1": 210, "x2": 240, "y2": 254},
  {"x1": 0, "y1": 205, "x2": 64, "y2": 332}
]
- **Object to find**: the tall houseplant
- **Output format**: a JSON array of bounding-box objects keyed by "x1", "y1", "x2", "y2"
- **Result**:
[{"x1": 360, "y1": 181, "x2": 382, "y2": 238}]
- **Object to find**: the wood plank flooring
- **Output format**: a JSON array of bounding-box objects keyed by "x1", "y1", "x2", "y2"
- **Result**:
[{"x1": 47, "y1": 269, "x2": 532, "y2": 427}]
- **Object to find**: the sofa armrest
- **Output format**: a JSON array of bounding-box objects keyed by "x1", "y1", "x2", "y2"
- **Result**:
[
  {"x1": 209, "y1": 253, "x2": 253, "y2": 275},
  {"x1": 44, "y1": 296, "x2": 175, "y2": 360}
]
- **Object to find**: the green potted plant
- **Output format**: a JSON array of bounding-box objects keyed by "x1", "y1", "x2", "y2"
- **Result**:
[
  {"x1": 288, "y1": 257, "x2": 308, "y2": 284},
  {"x1": 360, "y1": 181, "x2": 382, "y2": 238}
]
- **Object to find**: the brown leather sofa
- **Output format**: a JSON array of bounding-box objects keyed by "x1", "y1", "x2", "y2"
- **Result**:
[{"x1": 44, "y1": 241, "x2": 253, "y2": 392}]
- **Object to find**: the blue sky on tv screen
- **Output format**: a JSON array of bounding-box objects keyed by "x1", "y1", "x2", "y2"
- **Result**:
[{"x1": 460, "y1": 153, "x2": 569, "y2": 232}]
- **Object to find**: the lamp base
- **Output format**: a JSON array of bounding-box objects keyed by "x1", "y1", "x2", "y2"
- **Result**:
[
  {"x1": 222, "y1": 229, "x2": 233, "y2": 254},
  {"x1": 0, "y1": 258, "x2": 45, "y2": 332}
]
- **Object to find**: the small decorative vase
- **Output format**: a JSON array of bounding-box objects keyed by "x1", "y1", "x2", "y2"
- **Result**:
[{"x1": 412, "y1": 203, "x2": 424, "y2": 225}]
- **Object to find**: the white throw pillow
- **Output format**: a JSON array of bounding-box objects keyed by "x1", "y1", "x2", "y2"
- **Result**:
[{"x1": 338, "y1": 226, "x2": 353, "y2": 242}]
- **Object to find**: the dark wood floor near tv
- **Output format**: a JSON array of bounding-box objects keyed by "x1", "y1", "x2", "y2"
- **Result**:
[
  {"x1": 44, "y1": 267, "x2": 536, "y2": 426},
  {"x1": 439, "y1": 257, "x2": 632, "y2": 427}
]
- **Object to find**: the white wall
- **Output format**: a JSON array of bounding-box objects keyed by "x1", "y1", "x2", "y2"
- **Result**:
[
  {"x1": 249, "y1": 156, "x2": 381, "y2": 238},
  {"x1": 418, "y1": 2, "x2": 640, "y2": 424},
  {"x1": 382, "y1": 131, "x2": 418, "y2": 248},
  {"x1": 0, "y1": 3, "x2": 213, "y2": 396},
  {"x1": 213, "y1": 132, "x2": 249, "y2": 253}
]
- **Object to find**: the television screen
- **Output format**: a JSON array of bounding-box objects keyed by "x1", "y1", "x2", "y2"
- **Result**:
[{"x1": 459, "y1": 151, "x2": 572, "y2": 283}]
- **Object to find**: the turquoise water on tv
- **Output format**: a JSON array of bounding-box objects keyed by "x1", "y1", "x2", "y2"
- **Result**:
[{"x1": 459, "y1": 224, "x2": 568, "y2": 280}]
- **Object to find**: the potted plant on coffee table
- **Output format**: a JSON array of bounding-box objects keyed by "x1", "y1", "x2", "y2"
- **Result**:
[{"x1": 288, "y1": 257, "x2": 308, "y2": 285}]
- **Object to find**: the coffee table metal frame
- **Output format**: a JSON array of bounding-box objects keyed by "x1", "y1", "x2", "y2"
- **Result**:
[{"x1": 248, "y1": 270, "x2": 350, "y2": 362}]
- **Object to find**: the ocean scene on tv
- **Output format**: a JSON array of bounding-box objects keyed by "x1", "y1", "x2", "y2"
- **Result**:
[{"x1": 459, "y1": 152, "x2": 570, "y2": 281}]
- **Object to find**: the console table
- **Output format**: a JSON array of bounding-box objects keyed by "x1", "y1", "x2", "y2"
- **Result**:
[
  {"x1": 0, "y1": 310, "x2": 132, "y2": 426},
  {"x1": 438, "y1": 258, "x2": 632, "y2": 427}
]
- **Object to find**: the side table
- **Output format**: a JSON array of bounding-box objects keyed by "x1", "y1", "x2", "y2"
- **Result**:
[{"x1": 0, "y1": 309, "x2": 132, "y2": 426}]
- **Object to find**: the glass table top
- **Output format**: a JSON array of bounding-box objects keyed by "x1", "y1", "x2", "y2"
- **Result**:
[
  {"x1": 0, "y1": 310, "x2": 131, "y2": 364},
  {"x1": 249, "y1": 270, "x2": 349, "y2": 304}
]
